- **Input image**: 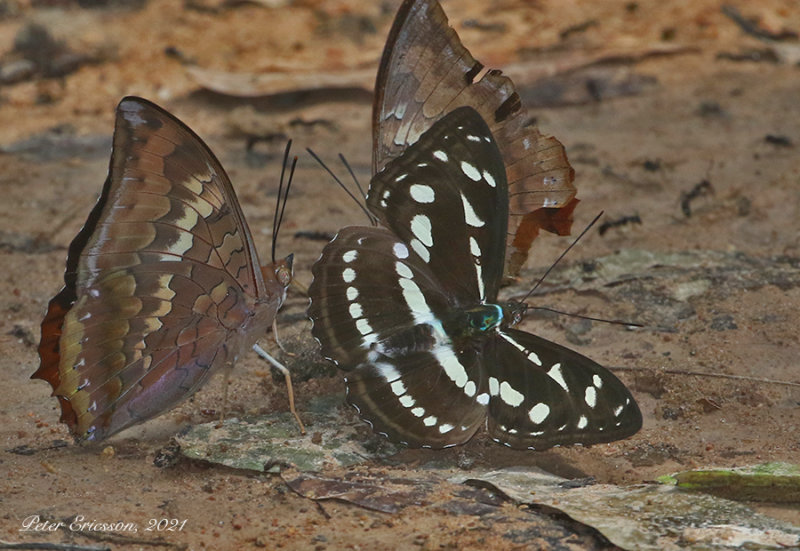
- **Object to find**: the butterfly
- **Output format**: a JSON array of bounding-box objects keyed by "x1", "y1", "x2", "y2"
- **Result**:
[
  {"x1": 309, "y1": 106, "x2": 641, "y2": 449},
  {"x1": 373, "y1": 0, "x2": 579, "y2": 279},
  {"x1": 33, "y1": 96, "x2": 297, "y2": 442}
]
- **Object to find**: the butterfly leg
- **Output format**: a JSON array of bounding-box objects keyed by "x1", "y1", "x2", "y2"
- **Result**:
[
  {"x1": 253, "y1": 343, "x2": 306, "y2": 434},
  {"x1": 272, "y1": 319, "x2": 295, "y2": 357},
  {"x1": 217, "y1": 366, "x2": 232, "y2": 428},
  {"x1": 290, "y1": 278, "x2": 308, "y2": 296}
]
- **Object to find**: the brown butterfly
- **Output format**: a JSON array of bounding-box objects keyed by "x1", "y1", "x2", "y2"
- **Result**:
[
  {"x1": 34, "y1": 97, "x2": 298, "y2": 442},
  {"x1": 373, "y1": 0, "x2": 578, "y2": 277}
]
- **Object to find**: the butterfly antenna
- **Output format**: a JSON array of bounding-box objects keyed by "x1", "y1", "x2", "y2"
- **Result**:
[
  {"x1": 272, "y1": 140, "x2": 296, "y2": 264},
  {"x1": 306, "y1": 147, "x2": 378, "y2": 226},
  {"x1": 519, "y1": 211, "x2": 642, "y2": 328},
  {"x1": 525, "y1": 306, "x2": 643, "y2": 328},
  {"x1": 338, "y1": 153, "x2": 368, "y2": 199},
  {"x1": 519, "y1": 211, "x2": 604, "y2": 304}
]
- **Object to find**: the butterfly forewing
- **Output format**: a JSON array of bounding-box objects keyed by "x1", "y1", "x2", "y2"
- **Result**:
[
  {"x1": 366, "y1": 106, "x2": 508, "y2": 303},
  {"x1": 35, "y1": 97, "x2": 278, "y2": 441},
  {"x1": 308, "y1": 226, "x2": 490, "y2": 447},
  {"x1": 487, "y1": 329, "x2": 643, "y2": 449},
  {"x1": 373, "y1": 0, "x2": 577, "y2": 276},
  {"x1": 108, "y1": 98, "x2": 265, "y2": 297}
]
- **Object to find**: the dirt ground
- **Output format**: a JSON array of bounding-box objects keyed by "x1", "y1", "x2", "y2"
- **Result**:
[{"x1": 1, "y1": 0, "x2": 799, "y2": 549}]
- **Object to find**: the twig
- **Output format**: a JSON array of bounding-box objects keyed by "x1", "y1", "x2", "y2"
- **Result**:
[
  {"x1": 721, "y1": 5, "x2": 798, "y2": 42},
  {"x1": 609, "y1": 366, "x2": 800, "y2": 387},
  {"x1": 0, "y1": 540, "x2": 109, "y2": 551}
]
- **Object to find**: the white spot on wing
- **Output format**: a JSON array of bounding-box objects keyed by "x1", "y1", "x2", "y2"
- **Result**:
[
  {"x1": 577, "y1": 415, "x2": 588, "y2": 429},
  {"x1": 439, "y1": 423, "x2": 454, "y2": 434},
  {"x1": 585, "y1": 386, "x2": 597, "y2": 408},
  {"x1": 527, "y1": 351, "x2": 541, "y2": 366},
  {"x1": 375, "y1": 362, "x2": 400, "y2": 382},
  {"x1": 346, "y1": 287, "x2": 358, "y2": 301},
  {"x1": 393, "y1": 243, "x2": 409, "y2": 258},
  {"x1": 499, "y1": 333, "x2": 541, "y2": 366},
  {"x1": 400, "y1": 395, "x2": 415, "y2": 408},
  {"x1": 460, "y1": 192, "x2": 484, "y2": 227},
  {"x1": 469, "y1": 236, "x2": 481, "y2": 257},
  {"x1": 433, "y1": 150, "x2": 448, "y2": 162},
  {"x1": 409, "y1": 184, "x2": 435, "y2": 203},
  {"x1": 432, "y1": 347, "x2": 468, "y2": 388},
  {"x1": 356, "y1": 318, "x2": 372, "y2": 336},
  {"x1": 395, "y1": 261, "x2": 414, "y2": 280},
  {"x1": 348, "y1": 302, "x2": 363, "y2": 319},
  {"x1": 410, "y1": 238, "x2": 430, "y2": 262},
  {"x1": 410, "y1": 214, "x2": 433, "y2": 246},
  {"x1": 342, "y1": 268, "x2": 356, "y2": 283},
  {"x1": 464, "y1": 380, "x2": 477, "y2": 397},
  {"x1": 476, "y1": 393, "x2": 489, "y2": 405},
  {"x1": 460, "y1": 161, "x2": 481, "y2": 181},
  {"x1": 482, "y1": 170, "x2": 497, "y2": 188},
  {"x1": 475, "y1": 262, "x2": 485, "y2": 300},
  {"x1": 547, "y1": 363, "x2": 568, "y2": 390},
  {"x1": 398, "y1": 278, "x2": 432, "y2": 320},
  {"x1": 390, "y1": 380, "x2": 406, "y2": 396},
  {"x1": 411, "y1": 407, "x2": 425, "y2": 417},
  {"x1": 342, "y1": 250, "x2": 357, "y2": 263},
  {"x1": 593, "y1": 374, "x2": 603, "y2": 388},
  {"x1": 528, "y1": 403, "x2": 550, "y2": 424},
  {"x1": 423, "y1": 415, "x2": 437, "y2": 427},
  {"x1": 488, "y1": 377, "x2": 499, "y2": 396},
  {"x1": 499, "y1": 381, "x2": 525, "y2": 407}
]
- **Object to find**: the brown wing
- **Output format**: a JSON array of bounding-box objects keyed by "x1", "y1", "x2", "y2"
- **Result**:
[
  {"x1": 373, "y1": 0, "x2": 577, "y2": 276},
  {"x1": 34, "y1": 97, "x2": 275, "y2": 442}
]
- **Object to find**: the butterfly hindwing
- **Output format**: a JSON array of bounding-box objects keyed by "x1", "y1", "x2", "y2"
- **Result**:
[
  {"x1": 487, "y1": 328, "x2": 643, "y2": 449},
  {"x1": 35, "y1": 97, "x2": 273, "y2": 441},
  {"x1": 345, "y1": 345, "x2": 489, "y2": 448}
]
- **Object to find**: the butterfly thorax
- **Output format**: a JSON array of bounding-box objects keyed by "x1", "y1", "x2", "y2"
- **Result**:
[
  {"x1": 246, "y1": 255, "x2": 292, "y2": 339},
  {"x1": 442, "y1": 304, "x2": 504, "y2": 338},
  {"x1": 440, "y1": 299, "x2": 526, "y2": 339}
]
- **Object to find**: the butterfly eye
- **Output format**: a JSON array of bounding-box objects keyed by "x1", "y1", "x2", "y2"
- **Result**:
[{"x1": 275, "y1": 265, "x2": 292, "y2": 286}]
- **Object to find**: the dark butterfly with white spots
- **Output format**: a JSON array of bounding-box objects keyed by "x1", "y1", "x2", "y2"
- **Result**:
[
  {"x1": 308, "y1": 107, "x2": 642, "y2": 449},
  {"x1": 34, "y1": 97, "x2": 297, "y2": 442},
  {"x1": 373, "y1": 0, "x2": 579, "y2": 279}
]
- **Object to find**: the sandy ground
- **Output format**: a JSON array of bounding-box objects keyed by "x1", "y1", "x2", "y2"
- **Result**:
[{"x1": 1, "y1": 0, "x2": 799, "y2": 549}]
